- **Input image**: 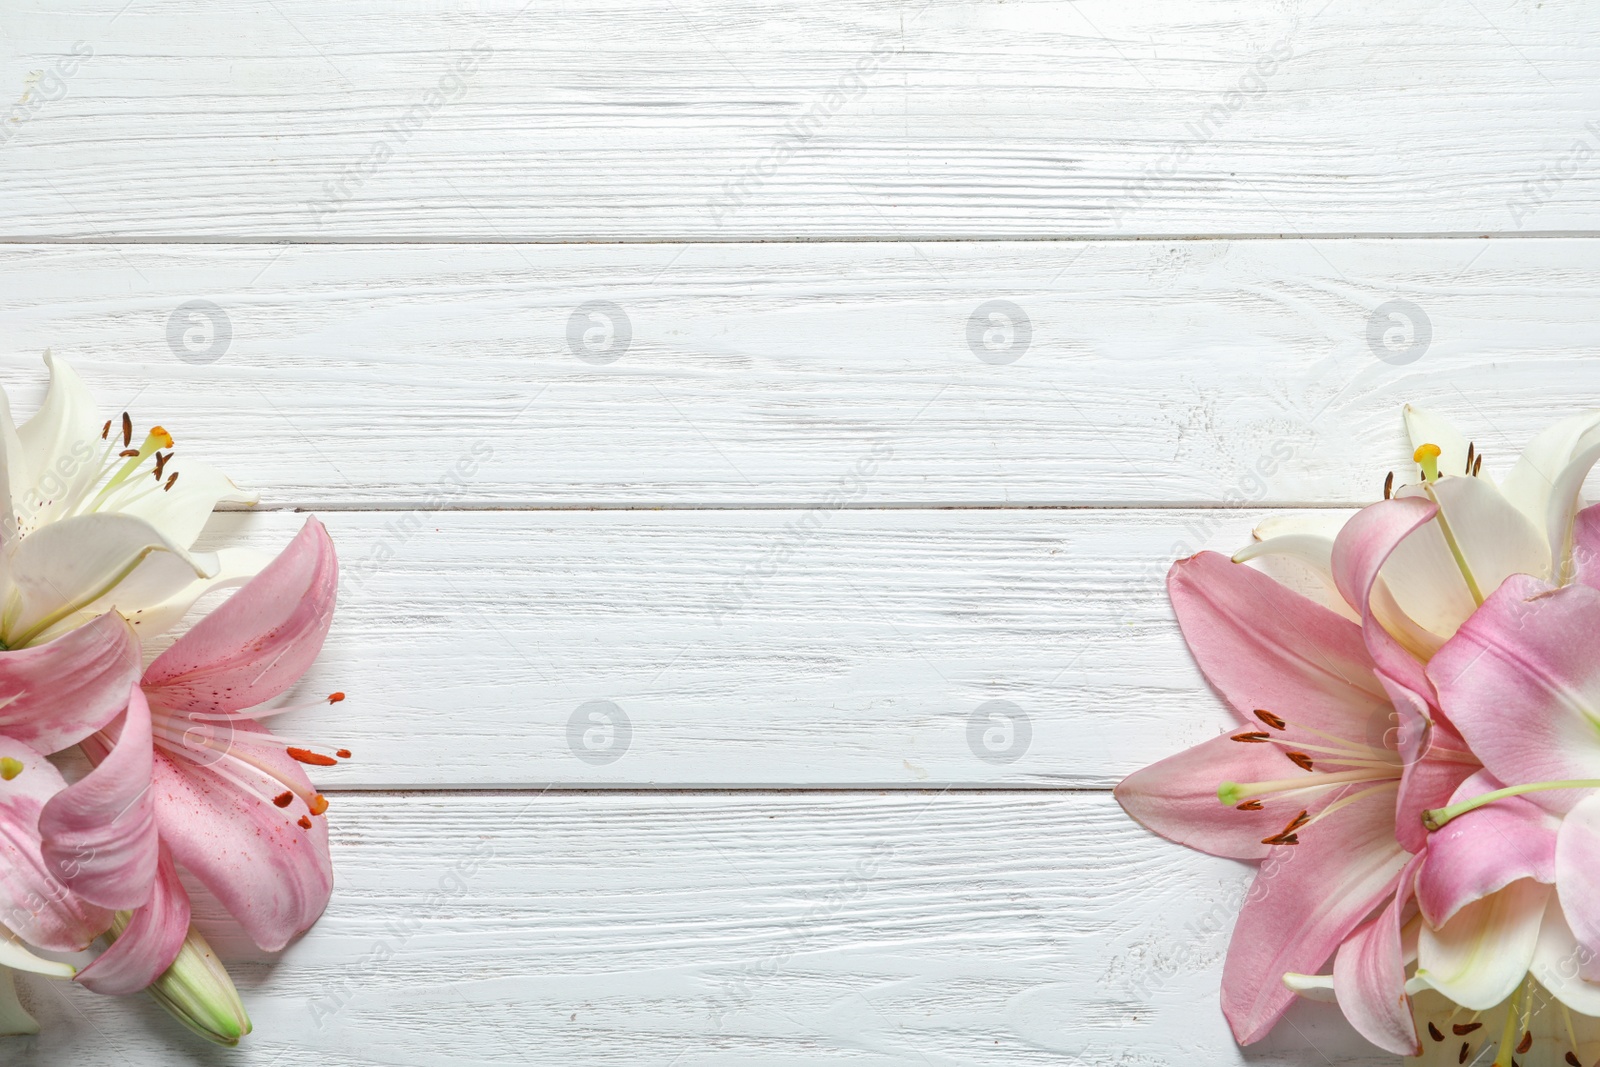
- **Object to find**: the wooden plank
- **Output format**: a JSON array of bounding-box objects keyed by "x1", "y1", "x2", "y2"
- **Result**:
[
  {"x1": 2, "y1": 1, "x2": 1598, "y2": 240},
  {"x1": 9, "y1": 792, "x2": 1381, "y2": 1065},
  {"x1": 3, "y1": 239, "x2": 1599, "y2": 507},
  {"x1": 191, "y1": 505, "x2": 1332, "y2": 789}
]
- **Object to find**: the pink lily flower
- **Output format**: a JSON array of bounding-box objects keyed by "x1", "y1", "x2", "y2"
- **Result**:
[
  {"x1": 1280, "y1": 504, "x2": 1600, "y2": 1064},
  {"x1": 36, "y1": 517, "x2": 344, "y2": 995},
  {"x1": 1115, "y1": 542, "x2": 1477, "y2": 1054},
  {"x1": 1406, "y1": 527, "x2": 1600, "y2": 1026},
  {"x1": 0, "y1": 735, "x2": 114, "y2": 1033}
]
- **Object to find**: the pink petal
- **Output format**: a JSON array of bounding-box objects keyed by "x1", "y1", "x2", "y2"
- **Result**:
[
  {"x1": 1221, "y1": 784, "x2": 1409, "y2": 1044},
  {"x1": 1427, "y1": 577, "x2": 1600, "y2": 812},
  {"x1": 1331, "y1": 497, "x2": 1439, "y2": 700},
  {"x1": 1116, "y1": 732, "x2": 1329, "y2": 861},
  {"x1": 1388, "y1": 686, "x2": 1477, "y2": 856},
  {"x1": 1333, "y1": 851, "x2": 1425, "y2": 1056},
  {"x1": 0, "y1": 735, "x2": 112, "y2": 951},
  {"x1": 1417, "y1": 770, "x2": 1557, "y2": 928},
  {"x1": 143, "y1": 517, "x2": 337, "y2": 716},
  {"x1": 1555, "y1": 793, "x2": 1600, "y2": 982},
  {"x1": 152, "y1": 720, "x2": 331, "y2": 952},
  {"x1": 74, "y1": 842, "x2": 190, "y2": 995},
  {"x1": 1167, "y1": 552, "x2": 1391, "y2": 738},
  {"x1": 0, "y1": 612, "x2": 141, "y2": 754},
  {"x1": 38, "y1": 687, "x2": 159, "y2": 910}
]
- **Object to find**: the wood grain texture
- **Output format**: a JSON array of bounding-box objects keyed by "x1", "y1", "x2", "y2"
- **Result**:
[
  {"x1": 1, "y1": 1, "x2": 1598, "y2": 239},
  {"x1": 196, "y1": 505, "x2": 1332, "y2": 789},
  {"x1": 8, "y1": 793, "x2": 1381, "y2": 1066},
  {"x1": 3, "y1": 239, "x2": 1598, "y2": 507}
]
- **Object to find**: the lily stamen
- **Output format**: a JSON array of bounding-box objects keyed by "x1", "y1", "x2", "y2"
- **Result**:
[
  {"x1": 149, "y1": 716, "x2": 336, "y2": 819},
  {"x1": 1219, "y1": 768, "x2": 1398, "y2": 805}
]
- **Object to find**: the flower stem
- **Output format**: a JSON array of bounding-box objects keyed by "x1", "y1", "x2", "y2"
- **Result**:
[{"x1": 1422, "y1": 779, "x2": 1600, "y2": 830}]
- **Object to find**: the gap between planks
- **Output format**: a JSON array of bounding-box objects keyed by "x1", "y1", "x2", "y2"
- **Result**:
[{"x1": 0, "y1": 233, "x2": 1581, "y2": 244}]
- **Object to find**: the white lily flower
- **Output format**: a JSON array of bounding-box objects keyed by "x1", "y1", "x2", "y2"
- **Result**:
[
  {"x1": 1286, "y1": 894, "x2": 1600, "y2": 1067},
  {"x1": 0, "y1": 354, "x2": 268, "y2": 648},
  {"x1": 1236, "y1": 406, "x2": 1600, "y2": 659}
]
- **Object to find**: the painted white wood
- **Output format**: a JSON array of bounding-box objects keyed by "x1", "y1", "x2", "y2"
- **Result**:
[
  {"x1": 3, "y1": 239, "x2": 1598, "y2": 507},
  {"x1": 2, "y1": 1, "x2": 1599, "y2": 240},
  {"x1": 4, "y1": 0, "x2": 1585, "y2": 1060},
  {"x1": 189, "y1": 505, "x2": 1331, "y2": 789},
  {"x1": 9, "y1": 792, "x2": 1381, "y2": 1065}
]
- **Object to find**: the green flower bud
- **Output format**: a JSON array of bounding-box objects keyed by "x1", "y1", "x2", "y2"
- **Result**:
[{"x1": 134, "y1": 922, "x2": 252, "y2": 1047}]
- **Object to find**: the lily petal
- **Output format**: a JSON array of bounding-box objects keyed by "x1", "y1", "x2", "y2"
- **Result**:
[
  {"x1": 1401, "y1": 474, "x2": 1549, "y2": 592},
  {"x1": 5, "y1": 512, "x2": 216, "y2": 648},
  {"x1": 122, "y1": 546, "x2": 272, "y2": 640},
  {"x1": 0, "y1": 736, "x2": 111, "y2": 951},
  {"x1": 1404, "y1": 406, "x2": 1472, "y2": 484},
  {"x1": 39, "y1": 687, "x2": 159, "y2": 910},
  {"x1": 1428, "y1": 577, "x2": 1600, "y2": 811},
  {"x1": 1555, "y1": 792, "x2": 1600, "y2": 983},
  {"x1": 1388, "y1": 687, "x2": 1477, "y2": 856},
  {"x1": 1417, "y1": 770, "x2": 1557, "y2": 928},
  {"x1": 0, "y1": 934, "x2": 74, "y2": 978},
  {"x1": 152, "y1": 720, "x2": 332, "y2": 952},
  {"x1": 1500, "y1": 410, "x2": 1600, "y2": 541},
  {"x1": 144, "y1": 517, "x2": 336, "y2": 717},
  {"x1": 116, "y1": 455, "x2": 257, "y2": 553},
  {"x1": 1415, "y1": 877, "x2": 1549, "y2": 1010},
  {"x1": 13, "y1": 352, "x2": 103, "y2": 535},
  {"x1": 1499, "y1": 411, "x2": 1600, "y2": 581},
  {"x1": 1333, "y1": 852, "x2": 1425, "y2": 1056},
  {"x1": 0, "y1": 376, "x2": 27, "y2": 554},
  {"x1": 74, "y1": 843, "x2": 191, "y2": 996},
  {"x1": 1231, "y1": 534, "x2": 1357, "y2": 621},
  {"x1": 1221, "y1": 784, "x2": 1408, "y2": 1044},
  {"x1": 1167, "y1": 551, "x2": 1390, "y2": 738},
  {"x1": 1115, "y1": 732, "x2": 1325, "y2": 861},
  {"x1": 1331, "y1": 496, "x2": 1440, "y2": 698},
  {"x1": 0, "y1": 611, "x2": 140, "y2": 754},
  {"x1": 1530, "y1": 898, "x2": 1600, "y2": 1016}
]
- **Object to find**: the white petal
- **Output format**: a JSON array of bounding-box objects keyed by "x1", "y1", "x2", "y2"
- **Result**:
[
  {"x1": 1380, "y1": 485, "x2": 1480, "y2": 639},
  {"x1": 1429, "y1": 474, "x2": 1551, "y2": 590},
  {"x1": 1232, "y1": 534, "x2": 1359, "y2": 620},
  {"x1": 1531, "y1": 898, "x2": 1600, "y2": 1016},
  {"x1": 1502, "y1": 410, "x2": 1600, "y2": 539},
  {"x1": 1415, "y1": 877, "x2": 1549, "y2": 1010},
  {"x1": 1252, "y1": 512, "x2": 1350, "y2": 541},
  {"x1": 0, "y1": 382, "x2": 25, "y2": 554},
  {"x1": 1282, "y1": 971, "x2": 1338, "y2": 1002},
  {"x1": 115, "y1": 455, "x2": 257, "y2": 551},
  {"x1": 1405, "y1": 405, "x2": 1473, "y2": 481},
  {"x1": 1543, "y1": 428, "x2": 1600, "y2": 585},
  {"x1": 125, "y1": 546, "x2": 273, "y2": 639},
  {"x1": 4, "y1": 513, "x2": 216, "y2": 647},
  {"x1": 13, "y1": 353, "x2": 104, "y2": 534},
  {"x1": 0, "y1": 935, "x2": 73, "y2": 979},
  {"x1": 0, "y1": 968, "x2": 38, "y2": 1036}
]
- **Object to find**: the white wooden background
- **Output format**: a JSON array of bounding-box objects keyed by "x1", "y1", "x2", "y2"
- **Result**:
[{"x1": 4, "y1": 1, "x2": 1598, "y2": 1063}]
